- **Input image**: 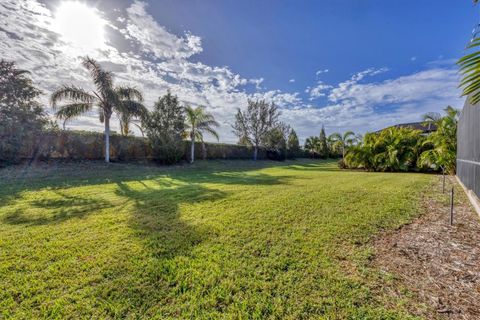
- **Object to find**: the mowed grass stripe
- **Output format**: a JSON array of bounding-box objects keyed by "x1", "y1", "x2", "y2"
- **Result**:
[{"x1": 0, "y1": 160, "x2": 432, "y2": 319}]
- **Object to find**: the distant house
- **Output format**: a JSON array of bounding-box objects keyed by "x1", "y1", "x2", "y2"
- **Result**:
[{"x1": 375, "y1": 121, "x2": 437, "y2": 135}]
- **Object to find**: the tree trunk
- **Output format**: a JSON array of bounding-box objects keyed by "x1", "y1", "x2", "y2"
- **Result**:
[
  {"x1": 190, "y1": 134, "x2": 195, "y2": 163},
  {"x1": 104, "y1": 115, "x2": 111, "y2": 163},
  {"x1": 342, "y1": 146, "x2": 345, "y2": 160},
  {"x1": 202, "y1": 142, "x2": 207, "y2": 160},
  {"x1": 253, "y1": 146, "x2": 258, "y2": 161}
]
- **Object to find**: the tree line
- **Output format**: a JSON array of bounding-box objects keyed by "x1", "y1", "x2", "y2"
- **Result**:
[
  {"x1": 303, "y1": 127, "x2": 361, "y2": 160},
  {"x1": 0, "y1": 57, "x2": 302, "y2": 165},
  {"x1": 0, "y1": 56, "x2": 459, "y2": 171}
]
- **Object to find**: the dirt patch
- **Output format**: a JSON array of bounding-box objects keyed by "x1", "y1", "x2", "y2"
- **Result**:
[{"x1": 373, "y1": 175, "x2": 480, "y2": 319}]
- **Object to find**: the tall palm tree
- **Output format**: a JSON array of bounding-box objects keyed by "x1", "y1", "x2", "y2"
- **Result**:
[
  {"x1": 50, "y1": 57, "x2": 145, "y2": 162},
  {"x1": 329, "y1": 131, "x2": 355, "y2": 159},
  {"x1": 184, "y1": 105, "x2": 219, "y2": 163}
]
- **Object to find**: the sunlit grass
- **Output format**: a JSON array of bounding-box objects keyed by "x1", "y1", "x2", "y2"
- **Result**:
[{"x1": 0, "y1": 159, "x2": 432, "y2": 319}]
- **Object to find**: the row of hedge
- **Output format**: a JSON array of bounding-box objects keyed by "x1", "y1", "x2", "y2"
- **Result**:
[{"x1": 13, "y1": 130, "x2": 273, "y2": 162}]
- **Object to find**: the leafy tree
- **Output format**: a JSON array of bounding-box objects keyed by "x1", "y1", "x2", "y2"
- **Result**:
[
  {"x1": 184, "y1": 105, "x2": 219, "y2": 163},
  {"x1": 262, "y1": 127, "x2": 287, "y2": 160},
  {"x1": 328, "y1": 131, "x2": 355, "y2": 160},
  {"x1": 0, "y1": 60, "x2": 48, "y2": 164},
  {"x1": 318, "y1": 126, "x2": 329, "y2": 158},
  {"x1": 232, "y1": 99, "x2": 279, "y2": 160},
  {"x1": 287, "y1": 129, "x2": 301, "y2": 159},
  {"x1": 345, "y1": 127, "x2": 424, "y2": 172},
  {"x1": 418, "y1": 106, "x2": 459, "y2": 174},
  {"x1": 51, "y1": 57, "x2": 145, "y2": 162},
  {"x1": 262, "y1": 122, "x2": 290, "y2": 161},
  {"x1": 142, "y1": 92, "x2": 185, "y2": 164}
]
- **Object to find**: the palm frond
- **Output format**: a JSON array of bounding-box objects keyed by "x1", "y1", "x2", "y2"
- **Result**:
[
  {"x1": 202, "y1": 127, "x2": 219, "y2": 141},
  {"x1": 115, "y1": 86, "x2": 144, "y2": 102},
  {"x1": 328, "y1": 133, "x2": 342, "y2": 142},
  {"x1": 184, "y1": 105, "x2": 220, "y2": 141},
  {"x1": 117, "y1": 100, "x2": 147, "y2": 117},
  {"x1": 343, "y1": 131, "x2": 355, "y2": 140},
  {"x1": 81, "y1": 56, "x2": 114, "y2": 101},
  {"x1": 55, "y1": 103, "x2": 93, "y2": 120},
  {"x1": 197, "y1": 119, "x2": 220, "y2": 129},
  {"x1": 50, "y1": 85, "x2": 96, "y2": 109},
  {"x1": 458, "y1": 38, "x2": 480, "y2": 104}
]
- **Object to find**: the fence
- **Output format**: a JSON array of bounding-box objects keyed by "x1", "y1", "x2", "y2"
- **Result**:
[{"x1": 457, "y1": 98, "x2": 480, "y2": 198}]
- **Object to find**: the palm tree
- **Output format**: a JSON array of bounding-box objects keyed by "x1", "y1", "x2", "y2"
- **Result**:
[
  {"x1": 329, "y1": 131, "x2": 355, "y2": 159},
  {"x1": 184, "y1": 105, "x2": 219, "y2": 163},
  {"x1": 344, "y1": 128, "x2": 423, "y2": 172},
  {"x1": 51, "y1": 57, "x2": 145, "y2": 162},
  {"x1": 373, "y1": 127, "x2": 421, "y2": 172},
  {"x1": 418, "y1": 106, "x2": 459, "y2": 174},
  {"x1": 119, "y1": 107, "x2": 147, "y2": 136},
  {"x1": 304, "y1": 136, "x2": 320, "y2": 158}
]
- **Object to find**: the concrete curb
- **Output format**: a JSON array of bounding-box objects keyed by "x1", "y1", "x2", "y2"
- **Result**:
[{"x1": 456, "y1": 175, "x2": 480, "y2": 218}]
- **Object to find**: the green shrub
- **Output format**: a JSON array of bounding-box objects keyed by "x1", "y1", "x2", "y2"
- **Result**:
[
  {"x1": 142, "y1": 92, "x2": 185, "y2": 164},
  {"x1": 344, "y1": 127, "x2": 425, "y2": 172}
]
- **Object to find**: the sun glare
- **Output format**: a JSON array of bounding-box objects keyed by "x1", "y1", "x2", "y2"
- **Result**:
[{"x1": 52, "y1": 1, "x2": 106, "y2": 50}]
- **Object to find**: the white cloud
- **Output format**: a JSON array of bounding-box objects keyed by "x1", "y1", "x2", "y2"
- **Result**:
[
  {"x1": 411, "y1": 56, "x2": 417, "y2": 61},
  {"x1": 121, "y1": 1, "x2": 202, "y2": 60},
  {"x1": 289, "y1": 78, "x2": 295, "y2": 83},
  {"x1": 306, "y1": 81, "x2": 333, "y2": 100},
  {"x1": 289, "y1": 67, "x2": 462, "y2": 140},
  {"x1": 328, "y1": 67, "x2": 388, "y2": 102},
  {"x1": 316, "y1": 69, "x2": 329, "y2": 77},
  {"x1": 0, "y1": 0, "x2": 464, "y2": 144},
  {"x1": 328, "y1": 68, "x2": 457, "y2": 106}
]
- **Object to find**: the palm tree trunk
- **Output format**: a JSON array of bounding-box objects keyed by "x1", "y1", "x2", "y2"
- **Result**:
[
  {"x1": 190, "y1": 134, "x2": 195, "y2": 163},
  {"x1": 342, "y1": 145, "x2": 345, "y2": 160},
  {"x1": 105, "y1": 115, "x2": 110, "y2": 163}
]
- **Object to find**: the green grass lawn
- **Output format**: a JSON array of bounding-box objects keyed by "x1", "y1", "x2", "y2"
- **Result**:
[{"x1": 0, "y1": 159, "x2": 433, "y2": 319}]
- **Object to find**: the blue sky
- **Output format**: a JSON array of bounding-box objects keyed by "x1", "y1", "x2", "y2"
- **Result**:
[
  {"x1": 0, "y1": 0, "x2": 477, "y2": 142},
  {"x1": 148, "y1": 1, "x2": 475, "y2": 90}
]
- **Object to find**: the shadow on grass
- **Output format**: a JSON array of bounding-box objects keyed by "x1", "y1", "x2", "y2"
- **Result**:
[
  {"x1": 284, "y1": 162, "x2": 340, "y2": 172},
  {"x1": 2, "y1": 190, "x2": 114, "y2": 226},
  {"x1": 115, "y1": 181, "x2": 227, "y2": 259},
  {"x1": 0, "y1": 160, "x2": 302, "y2": 210}
]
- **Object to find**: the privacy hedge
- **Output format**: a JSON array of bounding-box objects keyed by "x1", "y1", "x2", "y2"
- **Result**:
[
  {"x1": 12, "y1": 130, "x2": 269, "y2": 162},
  {"x1": 186, "y1": 141, "x2": 266, "y2": 161}
]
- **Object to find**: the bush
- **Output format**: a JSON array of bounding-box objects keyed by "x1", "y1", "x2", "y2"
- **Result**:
[
  {"x1": 337, "y1": 158, "x2": 347, "y2": 169},
  {"x1": 344, "y1": 127, "x2": 426, "y2": 172}
]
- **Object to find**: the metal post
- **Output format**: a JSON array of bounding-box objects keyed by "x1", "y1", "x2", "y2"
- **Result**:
[
  {"x1": 442, "y1": 169, "x2": 445, "y2": 194},
  {"x1": 450, "y1": 187, "x2": 454, "y2": 226}
]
